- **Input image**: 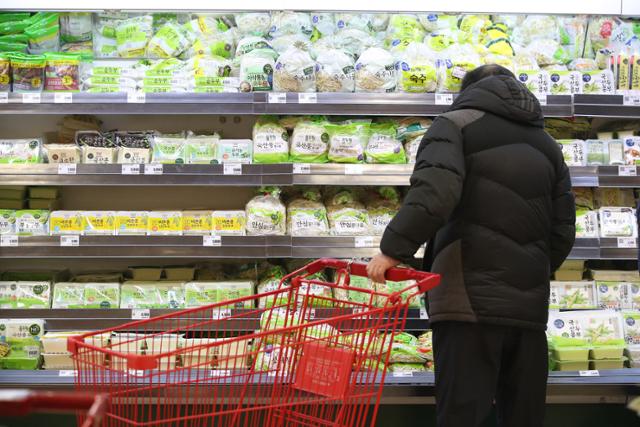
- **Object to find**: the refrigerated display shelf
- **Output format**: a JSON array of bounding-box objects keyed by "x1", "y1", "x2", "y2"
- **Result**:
[
  {"x1": 574, "y1": 94, "x2": 640, "y2": 118},
  {"x1": 0, "y1": 165, "x2": 631, "y2": 188},
  {"x1": 0, "y1": 93, "x2": 573, "y2": 117},
  {"x1": 0, "y1": 369, "x2": 636, "y2": 405}
]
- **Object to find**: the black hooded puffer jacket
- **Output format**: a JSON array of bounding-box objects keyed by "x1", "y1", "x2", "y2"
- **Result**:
[{"x1": 380, "y1": 75, "x2": 576, "y2": 330}]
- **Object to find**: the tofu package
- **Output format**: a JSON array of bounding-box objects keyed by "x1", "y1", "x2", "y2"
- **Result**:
[
  {"x1": 147, "y1": 211, "x2": 183, "y2": 236},
  {"x1": 0, "y1": 318, "x2": 45, "y2": 358},
  {"x1": 49, "y1": 210, "x2": 85, "y2": 236},
  {"x1": 216, "y1": 140, "x2": 253, "y2": 164},
  {"x1": 120, "y1": 281, "x2": 185, "y2": 309},
  {"x1": 83, "y1": 211, "x2": 116, "y2": 235},
  {"x1": 51, "y1": 282, "x2": 85, "y2": 308},
  {"x1": 182, "y1": 210, "x2": 213, "y2": 236},
  {"x1": 598, "y1": 207, "x2": 637, "y2": 238},
  {"x1": 0, "y1": 281, "x2": 51, "y2": 309},
  {"x1": 212, "y1": 210, "x2": 246, "y2": 236},
  {"x1": 82, "y1": 282, "x2": 120, "y2": 308},
  {"x1": 15, "y1": 210, "x2": 49, "y2": 236},
  {"x1": 115, "y1": 211, "x2": 148, "y2": 235},
  {"x1": 44, "y1": 144, "x2": 81, "y2": 164},
  {"x1": 557, "y1": 139, "x2": 586, "y2": 166},
  {"x1": 549, "y1": 281, "x2": 597, "y2": 309}
]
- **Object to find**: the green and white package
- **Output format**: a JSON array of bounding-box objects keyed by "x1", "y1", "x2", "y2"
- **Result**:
[
  {"x1": 355, "y1": 47, "x2": 397, "y2": 93},
  {"x1": 257, "y1": 265, "x2": 287, "y2": 308},
  {"x1": 365, "y1": 123, "x2": 405, "y2": 164},
  {"x1": 15, "y1": 282, "x2": 50, "y2": 309},
  {"x1": 15, "y1": 210, "x2": 49, "y2": 236},
  {"x1": 260, "y1": 307, "x2": 301, "y2": 332},
  {"x1": 547, "y1": 310, "x2": 625, "y2": 348},
  {"x1": 0, "y1": 281, "x2": 12, "y2": 308},
  {"x1": 389, "y1": 363, "x2": 425, "y2": 373},
  {"x1": 0, "y1": 210, "x2": 16, "y2": 234},
  {"x1": 558, "y1": 139, "x2": 586, "y2": 166},
  {"x1": 389, "y1": 341, "x2": 426, "y2": 363},
  {"x1": 396, "y1": 42, "x2": 437, "y2": 93},
  {"x1": 580, "y1": 70, "x2": 615, "y2": 94},
  {"x1": 0, "y1": 139, "x2": 42, "y2": 164},
  {"x1": 235, "y1": 36, "x2": 273, "y2": 57},
  {"x1": 326, "y1": 122, "x2": 370, "y2": 163},
  {"x1": 185, "y1": 134, "x2": 219, "y2": 164},
  {"x1": 622, "y1": 311, "x2": 640, "y2": 346},
  {"x1": 598, "y1": 207, "x2": 636, "y2": 238},
  {"x1": 596, "y1": 281, "x2": 629, "y2": 310},
  {"x1": 147, "y1": 22, "x2": 195, "y2": 58},
  {"x1": 120, "y1": 281, "x2": 185, "y2": 309},
  {"x1": 287, "y1": 197, "x2": 329, "y2": 236},
  {"x1": 367, "y1": 201, "x2": 399, "y2": 235},
  {"x1": 217, "y1": 140, "x2": 253, "y2": 164},
  {"x1": 235, "y1": 14, "x2": 271, "y2": 37},
  {"x1": 253, "y1": 344, "x2": 294, "y2": 372},
  {"x1": 290, "y1": 119, "x2": 329, "y2": 163},
  {"x1": 549, "y1": 281, "x2": 597, "y2": 309},
  {"x1": 328, "y1": 204, "x2": 370, "y2": 236},
  {"x1": 575, "y1": 209, "x2": 598, "y2": 238},
  {"x1": 239, "y1": 48, "x2": 276, "y2": 92},
  {"x1": 51, "y1": 282, "x2": 85, "y2": 308},
  {"x1": 151, "y1": 134, "x2": 186, "y2": 164},
  {"x1": 517, "y1": 70, "x2": 551, "y2": 95},
  {"x1": 315, "y1": 49, "x2": 355, "y2": 92},
  {"x1": 184, "y1": 281, "x2": 219, "y2": 307},
  {"x1": 60, "y1": 12, "x2": 92, "y2": 43},
  {"x1": 217, "y1": 281, "x2": 254, "y2": 309},
  {"x1": 375, "y1": 280, "x2": 420, "y2": 308},
  {"x1": 549, "y1": 70, "x2": 581, "y2": 94},
  {"x1": 585, "y1": 139, "x2": 608, "y2": 166},
  {"x1": 273, "y1": 44, "x2": 316, "y2": 93},
  {"x1": 252, "y1": 118, "x2": 289, "y2": 164},
  {"x1": 2, "y1": 318, "x2": 44, "y2": 358},
  {"x1": 115, "y1": 16, "x2": 154, "y2": 58},
  {"x1": 404, "y1": 135, "x2": 422, "y2": 164},
  {"x1": 181, "y1": 31, "x2": 235, "y2": 60},
  {"x1": 83, "y1": 283, "x2": 120, "y2": 309},
  {"x1": 245, "y1": 188, "x2": 286, "y2": 236}
]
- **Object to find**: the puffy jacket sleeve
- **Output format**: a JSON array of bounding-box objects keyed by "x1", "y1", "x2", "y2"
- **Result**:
[
  {"x1": 549, "y1": 161, "x2": 576, "y2": 272},
  {"x1": 380, "y1": 116, "x2": 466, "y2": 262}
]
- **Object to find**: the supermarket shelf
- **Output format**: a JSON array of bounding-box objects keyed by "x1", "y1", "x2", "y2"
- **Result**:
[
  {"x1": 4, "y1": 308, "x2": 429, "y2": 332},
  {"x1": 574, "y1": 94, "x2": 640, "y2": 118},
  {"x1": 0, "y1": 93, "x2": 573, "y2": 117},
  {"x1": 570, "y1": 238, "x2": 638, "y2": 260},
  {"x1": 0, "y1": 369, "x2": 636, "y2": 405},
  {"x1": 292, "y1": 164, "x2": 412, "y2": 186}
]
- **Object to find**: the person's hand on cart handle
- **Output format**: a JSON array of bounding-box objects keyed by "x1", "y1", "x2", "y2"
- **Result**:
[{"x1": 367, "y1": 253, "x2": 401, "y2": 284}]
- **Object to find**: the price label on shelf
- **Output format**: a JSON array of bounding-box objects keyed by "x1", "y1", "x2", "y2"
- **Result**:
[
  {"x1": 121, "y1": 164, "x2": 141, "y2": 175},
  {"x1": 212, "y1": 308, "x2": 232, "y2": 319},
  {"x1": 127, "y1": 92, "x2": 146, "y2": 103},
  {"x1": 623, "y1": 94, "x2": 640, "y2": 106},
  {"x1": 60, "y1": 235, "x2": 80, "y2": 247},
  {"x1": 58, "y1": 370, "x2": 78, "y2": 377},
  {"x1": 354, "y1": 236, "x2": 374, "y2": 248},
  {"x1": 22, "y1": 93, "x2": 41, "y2": 103},
  {"x1": 419, "y1": 305, "x2": 429, "y2": 319},
  {"x1": 58, "y1": 163, "x2": 77, "y2": 175},
  {"x1": 617, "y1": 237, "x2": 636, "y2": 248},
  {"x1": 579, "y1": 370, "x2": 600, "y2": 377},
  {"x1": 392, "y1": 371, "x2": 414, "y2": 378},
  {"x1": 268, "y1": 93, "x2": 287, "y2": 104},
  {"x1": 536, "y1": 94, "x2": 547, "y2": 105},
  {"x1": 209, "y1": 370, "x2": 231, "y2": 377},
  {"x1": 144, "y1": 164, "x2": 163, "y2": 175},
  {"x1": 618, "y1": 165, "x2": 637, "y2": 176},
  {"x1": 54, "y1": 93, "x2": 73, "y2": 104},
  {"x1": 128, "y1": 370, "x2": 145, "y2": 377},
  {"x1": 293, "y1": 163, "x2": 311, "y2": 174},
  {"x1": 298, "y1": 93, "x2": 317, "y2": 104},
  {"x1": 0, "y1": 93, "x2": 8, "y2": 103},
  {"x1": 131, "y1": 309, "x2": 150, "y2": 320},
  {"x1": 203, "y1": 235, "x2": 222, "y2": 247},
  {"x1": 434, "y1": 93, "x2": 453, "y2": 105},
  {"x1": 0, "y1": 235, "x2": 18, "y2": 247},
  {"x1": 344, "y1": 164, "x2": 364, "y2": 175},
  {"x1": 223, "y1": 163, "x2": 242, "y2": 175}
]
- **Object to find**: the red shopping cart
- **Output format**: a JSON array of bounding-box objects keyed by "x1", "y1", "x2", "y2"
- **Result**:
[{"x1": 67, "y1": 258, "x2": 440, "y2": 427}]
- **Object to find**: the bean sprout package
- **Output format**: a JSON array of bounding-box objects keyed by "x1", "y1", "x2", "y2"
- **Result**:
[
  {"x1": 245, "y1": 187, "x2": 286, "y2": 236},
  {"x1": 252, "y1": 117, "x2": 289, "y2": 164},
  {"x1": 366, "y1": 123, "x2": 405, "y2": 164},
  {"x1": 286, "y1": 189, "x2": 330, "y2": 236},
  {"x1": 290, "y1": 118, "x2": 329, "y2": 163},
  {"x1": 146, "y1": 22, "x2": 195, "y2": 58},
  {"x1": 239, "y1": 48, "x2": 277, "y2": 92},
  {"x1": 385, "y1": 15, "x2": 426, "y2": 54},
  {"x1": 355, "y1": 47, "x2": 397, "y2": 93},
  {"x1": 257, "y1": 265, "x2": 287, "y2": 308},
  {"x1": 115, "y1": 16, "x2": 154, "y2": 58},
  {"x1": 325, "y1": 188, "x2": 370, "y2": 236},
  {"x1": 315, "y1": 49, "x2": 355, "y2": 92},
  {"x1": 366, "y1": 187, "x2": 401, "y2": 235},
  {"x1": 437, "y1": 45, "x2": 482, "y2": 92},
  {"x1": 268, "y1": 12, "x2": 313, "y2": 39},
  {"x1": 235, "y1": 13, "x2": 271, "y2": 37},
  {"x1": 326, "y1": 121, "x2": 370, "y2": 163},
  {"x1": 274, "y1": 43, "x2": 316, "y2": 92},
  {"x1": 395, "y1": 42, "x2": 437, "y2": 93}
]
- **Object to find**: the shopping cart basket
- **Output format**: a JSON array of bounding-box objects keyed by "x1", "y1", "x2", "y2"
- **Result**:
[{"x1": 68, "y1": 258, "x2": 440, "y2": 427}]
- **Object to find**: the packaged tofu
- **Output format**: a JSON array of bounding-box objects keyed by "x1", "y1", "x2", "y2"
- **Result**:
[
  {"x1": 584, "y1": 139, "x2": 608, "y2": 166},
  {"x1": 212, "y1": 211, "x2": 246, "y2": 236},
  {"x1": 0, "y1": 139, "x2": 42, "y2": 164},
  {"x1": 15, "y1": 210, "x2": 49, "y2": 236},
  {"x1": 83, "y1": 211, "x2": 115, "y2": 235},
  {"x1": 598, "y1": 207, "x2": 637, "y2": 238},
  {"x1": 516, "y1": 70, "x2": 550, "y2": 95},
  {"x1": 120, "y1": 281, "x2": 185, "y2": 309},
  {"x1": 83, "y1": 282, "x2": 120, "y2": 308},
  {"x1": 1, "y1": 319, "x2": 44, "y2": 358},
  {"x1": 182, "y1": 210, "x2": 213, "y2": 236},
  {"x1": 607, "y1": 139, "x2": 625, "y2": 165},
  {"x1": 622, "y1": 311, "x2": 640, "y2": 346},
  {"x1": 115, "y1": 131, "x2": 152, "y2": 164},
  {"x1": 629, "y1": 282, "x2": 640, "y2": 310},
  {"x1": 115, "y1": 211, "x2": 148, "y2": 236},
  {"x1": 557, "y1": 139, "x2": 586, "y2": 166},
  {"x1": 596, "y1": 281, "x2": 628, "y2": 310},
  {"x1": 185, "y1": 134, "x2": 219, "y2": 165},
  {"x1": 580, "y1": 69, "x2": 615, "y2": 94},
  {"x1": 147, "y1": 211, "x2": 183, "y2": 236},
  {"x1": 575, "y1": 209, "x2": 598, "y2": 238},
  {"x1": 80, "y1": 143, "x2": 117, "y2": 164},
  {"x1": 623, "y1": 136, "x2": 640, "y2": 165},
  {"x1": 0, "y1": 210, "x2": 16, "y2": 234},
  {"x1": 151, "y1": 134, "x2": 187, "y2": 164},
  {"x1": 0, "y1": 281, "x2": 12, "y2": 308},
  {"x1": 549, "y1": 70, "x2": 581, "y2": 94},
  {"x1": 51, "y1": 282, "x2": 85, "y2": 308},
  {"x1": 44, "y1": 144, "x2": 81, "y2": 164},
  {"x1": 184, "y1": 281, "x2": 220, "y2": 307},
  {"x1": 217, "y1": 281, "x2": 254, "y2": 308},
  {"x1": 550, "y1": 281, "x2": 597, "y2": 309},
  {"x1": 15, "y1": 281, "x2": 50, "y2": 309},
  {"x1": 216, "y1": 139, "x2": 253, "y2": 164},
  {"x1": 49, "y1": 211, "x2": 85, "y2": 236}
]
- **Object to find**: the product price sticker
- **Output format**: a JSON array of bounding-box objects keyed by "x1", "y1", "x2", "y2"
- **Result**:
[
  {"x1": 298, "y1": 93, "x2": 317, "y2": 104},
  {"x1": 60, "y1": 235, "x2": 80, "y2": 247},
  {"x1": 536, "y1": 94, "x2": 547, "y2": 105},
  {"x1": 223, "y1": 163, "x2": 242, "y2": 175},
  {"x1": 131, "y1": 309, "x2": 150, "y2": 320},
  {"x1": 618, "y1": 165, "x2": 637, "y2": 176},
  {"x1": 355, "y1": 236, "x2": 375, "y2": 248},
  {"x1": 121, "y1": 164, "x2": 140, "y2": 175},
  {"x1": 212, "y1": 308, "x2": 232, "y2": 319},
  {"x1": 54, "y1": 93, "x2": 72, "y2": 104},
  {"x1": 623, "y1": 94, "x2": 640, "y2": 106},
  {"x1": 268, "y1": 93, "x2": 287, "y2": 104},
  {"x1": 392, "y1": 371, "x2": 414, "y2": 377},
  {"x1": 344, "y1": 164, "x2": 364, "y2": 175},
  {"x1": 144, "y1": 164, "x2": 163, "y2": 175},
  {"x1": 617, "y1": 237, "x2": 636, "y2": 248},
  {"x1": 209, "y1": 370, "x2": 231, "y2": 377},
  {"x1": 58, "y1": 370, "x2": 78, "y2": 377},
  {"x1": 435, "y1": 93, "x2": 453, "y2": 105},
  {"x1": 293, "y1": 163, "x2": 311, "y2": 174},
  {"x1": 58, "y1": 163, "x2": 77, "y2": 175},
  {"x1": 579, "y1": 370, "x2": 600, "y2": 377},
  {"x1": 0, "y1": 93, "x2": 8, "y2": 103},
  {"x1": 203, "y1": 235, "x2": 222, "y2": 247},
  {"x1": 127, "y1": 92, "x2": 146, "y2": 103},
  {"x1": 0, "y1": 235, "x2": 18, "y2": 247},
  {"x1": 22, "y1": 93, "x2": 41, "y2": 103}
]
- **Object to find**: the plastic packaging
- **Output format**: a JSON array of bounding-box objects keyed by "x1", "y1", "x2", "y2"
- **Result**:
[
  {"x1": 355, "y1": 47, "x2": 397, "y2": 93},
  {"x1": 151, "y1": 134, "x2": 186, "y2": 164},
  {"x1": 366, "y1": 123, "x2": 405, "y2": 164},
  {"x1": 252, "y1": 118, "x2": 289, "y2": 164},
  {"x1": 147, "y1": 22, "x2": 195, "y2": 58},
  {"x1": 290, "y1": 118, "x2": 329, "y2": 163},
  {"x1": 286, "y1": 191, "x2": 330, "y2": 236},
  {"x1": 315, "y1": 49, "x2": 355, "y2": 92},
  {"x1": 212, "y1": 211, "x2": 246, "y2": 236},
  {"x1": 15, "y1": 210, "x2": 49, "y2": 236},
  {"x1": 326, "y1": 121, "x2": 370, "y2": 163},
  {"x1": 396, "y1": 42, "x2": 437, "y2": 93},
  {"x1": 147, "y1": 211, "x2": 183, "y2": 236},
  {"x1": 239, "y1": 48, "x2": 276, "y2": 92},
  {"x1": 115, "y1": 211, "x2": 148, "y2": 236},
  {"x1": 245, "y1": 187, "x2": 286, "y2": 236},
  {"x1": 115, "y1": 15, "x2": 154, "y2": 58},
  {"x1": 0, "y1": 139, "x2": 42, "y2": 164},
  {"x1": 83, "y1": 211, "x2": 116, "y2": 236},
  {"x1": 10, "y1": 53, "x2": 45, "y2": 93},
  {"x1": 274, "y1": 44, "x2": 315, "y2": 92}
]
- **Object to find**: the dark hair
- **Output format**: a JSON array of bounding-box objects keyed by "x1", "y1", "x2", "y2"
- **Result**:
[{"x1": 460, "y1": 64, "x2": 516, "y2": 91}]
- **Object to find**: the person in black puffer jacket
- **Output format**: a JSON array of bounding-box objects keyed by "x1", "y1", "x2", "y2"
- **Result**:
[{"x1": 367, "y1": 65, "x2": 576, "y2": 427}]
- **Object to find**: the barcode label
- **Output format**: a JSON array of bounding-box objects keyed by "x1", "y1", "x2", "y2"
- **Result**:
[
  {"x1": 22, "y1": 93, "x2": 41, "y2": 103},
  {"x1": 579, "y1": 370, "x2": 600, "y2": 377},
  {"x1": 618, "y1": 166, "x2": 637, "y2": 176},
  {"x1": 293, "y1": 163, "x2": 311, "y2": 174},
  {"x1": 268, "y1": 93, "x2": 287, "y2": 103},
  {"x1": 345, "y1": 164, "x2": 364, "y2": 175},
  {"x1": 127, "y1": 92, "x2": 146, "y2": 103},
  {"x1": 223, "y1": 164, "x2": 242, "y2": 175},
  {"x1": 203, "y1": 235, "x2": 222, "y2": 247},
  {"x1": 355, "y1": 236, "x2": 374, "y2": 248},
  {"x1": 60, "y1": 235, "x2": 80, "y2": 247},
  {"x1": 121, "y1": 164, "x2": 140, "y2": 175},
  {"x1": 435, "y1": 93, "x2": 453, "y2": 105},
  {"x1": 623, "y1": 94, "x2": 640, "y2": 106},
  {"x1": 144, "y1": 164, "x2": 163, "y2": 175},
  {"x1": 58, "y1": 163, "x2": 77, "y2": 175},
  {"x1": 54, "y1": 93, "x2": 73, "y2": 103},
  {"x1": 298, "y1": 93, "x2": 317, "y2": 104},
  {"x1": 536, "y1": 94, "x2": 548, "y2": 105},
  {"x1": 131, "y1": 309, "x2": 150, "y2": 320},
  {"x1": 212, "y1": 308, "x2": 232, "y2": 319},
  {"x1": 0, "y1": 235, "x2": 18, "y2": 247},
  {"x1": 617, "y1": 237, "x2": 636, "y2": 248},
  {"x1": 59, "y1": 370, "x2": 78, "y2": 377}
]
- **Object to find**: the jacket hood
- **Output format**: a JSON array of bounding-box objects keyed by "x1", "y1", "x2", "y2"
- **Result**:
[{"x1": 450, "y1": 75, "x2": 544, "y2": 128}]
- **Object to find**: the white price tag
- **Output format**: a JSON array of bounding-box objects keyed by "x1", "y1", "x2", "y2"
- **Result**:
[
  {"x1": 435, "y1": 93, "x2": 453, "y2": 105},
  {"x1": 0, "y1": 235, "x2": 18, "y2": 247},
  {"x1": 268, "y1": 92, "x2": 287, "y2": 103},
  {"x1": 144, "y1": 163, "x2": 163, "y2": 175},
  {"x1": 579, "y1": 370, "x2": 600, "y2": 377},
  {"x1": 128, "y1": 370, "x2": 145, "y2": 377},
  {"x1": 0, "y1": 93, "x2": 8, "y2": 103},
  {"x1": 210, "y1": 370, "x2": 231, "y2": 377},
  {"x1": 131, "y1": 309, "x2": 150, "y2": 320},
  {"x1": 293, "y1": 163, "x2": 311, "y2": 174},
  {"x1": 355, "y1": 236, "x2": 375, "y2": 248},
  {"x1": 22, "y1": 93, "x2": 41, "y2": 103},
  {"x1": 536, "y1": 94, "x2": 548, "y2": 105},
  {"x1": 344, "y1": 164, "x2": 364, "y2": 175},
  {"x1": 308, "y1": 309, "x2": 316, "y2": 320},
  {"x1": 298, "y1": 93, "x2": 317, "y2": 104},
  {"x1": 60, "y1": 235, "x2": 80, "y2": 247},
  {"x1": 121, "y1": 164, "x2": 140, "y2": 175},
  {"x1": 223, "y1": 163, "x2": 242, "y2": 175},
  {"x1": 54, "y1": 92, "x2": 72, "y2": 103},
  {"x1": 419, "y1": 305, "x2": 429, "y2": 319},
  {"x1": 624, "y1": 94, "x2": 640, "y2": 106},
  {"x1": 618, "y1": 165, "x2": 637, "y2": 176},
  {"x1": 617, "y1": 237, "x2": 636, "y2": 248},
  {"x1": 203, "y1": 235, "x2": 222, "y2": 247},
  {"x1": 212, "y1": 308, "x2": 232, "y2": 319},
  {"x1": 127, "y1": 92, "x2": 146, "y2": 103},
  {"x1": 58, "y1": 163, "x2": 77, "y2": 175},
  {"x1": 392, "y1": 371, "x2": 414, "y2": 377},
  {"x1": 58, "y1": 370, "x2": 78, "y2": 377}
]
